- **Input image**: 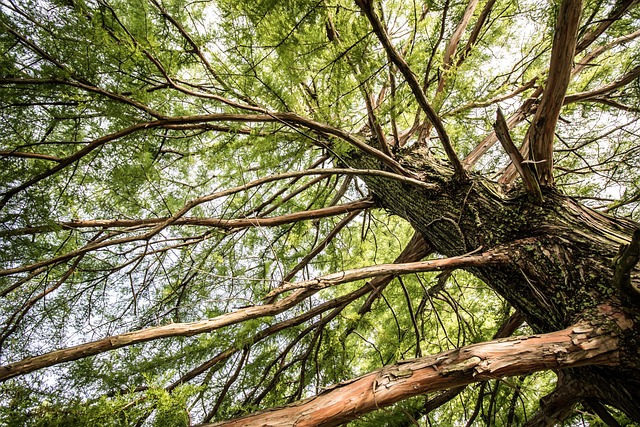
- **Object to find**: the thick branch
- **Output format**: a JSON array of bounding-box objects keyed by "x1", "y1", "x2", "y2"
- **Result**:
[
  {"x1": 0, "y1": 245, "x2": 504, "y2": 381},
  {"x1": 458, "y1": 0, "x2": 497, "y2": 64},
  {"x1": 0, "y1": 287, "x2": 316, "y2": 382},
  {"x1": 527, "y1": 0, "x2": 582, "y2": 186},
  {"x1": 583, "y1": 399, "x2": 623, "y2": 427},
  {"x1": 205, "y1": 321, "x2": 620, "y2": 427},
  {"x1": 523, "y1": 381, "x2": 583, "y2": 427},
  {"x1": 265, "y1": 248, "x2": 508, "y2": 298},
  {"x1": 468, "y1": 27, "x2": 640, "y2": 174},
  {"x1": 421, "y1": 311, "x2": 526, "y2": 414},
  {"x1": 0, "y1": 150, "x2": 61, "y2": 162},
  {"x1": 563, "y1": 64, "x2": 640, "y2": 104}
]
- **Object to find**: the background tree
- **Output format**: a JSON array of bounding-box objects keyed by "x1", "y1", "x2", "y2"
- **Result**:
[{"x1": 1, "y1": 0, "x2": 640, "y2": 425}]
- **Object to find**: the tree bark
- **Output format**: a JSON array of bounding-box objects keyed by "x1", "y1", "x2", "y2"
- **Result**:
[
  {"x1": 204, "y1": 319, "x2": 622, "y2": 427},
  {"x1": 527, "y1": 0, "x2": 582, "y2": 186},
  {"x1": 337, "y1": 136, "x2": 640, "y2": 421}
]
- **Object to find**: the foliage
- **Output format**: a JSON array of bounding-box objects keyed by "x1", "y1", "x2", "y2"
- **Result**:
[{"x1": 1, "y1": 0, "x2": 639, "y2": 425}]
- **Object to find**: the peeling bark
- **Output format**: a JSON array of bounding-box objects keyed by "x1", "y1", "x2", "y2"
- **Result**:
[{"x1": 205, "y1": 319, "x2": 623, "y2": 427}]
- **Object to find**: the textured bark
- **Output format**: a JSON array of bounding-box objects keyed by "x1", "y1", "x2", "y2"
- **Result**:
[
  {"x1": 336, "y1": 137, "x2": 640, "y2": 421},
  {"x1": 352, "y1": 146, "x2": 639, "y2": 329},
  {"x1": 205, "y1": 319, "x2": 622, "y2": 427}
]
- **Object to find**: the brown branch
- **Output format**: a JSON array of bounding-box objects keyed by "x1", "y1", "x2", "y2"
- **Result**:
[
  {"x1": 573, "y1": 29, "x2": 640, "y2": 75},
  {"x1": 0, "y1": 77, "x2": 164, "y2": 120},
  {"x1": 0, "y1": 228, "x2": 434, "y2": 384},
  {"x1": 2, "y1": 199, "x2": 375, "y2": 237},
  {"x1": 466, "y1": 26, "x2": 640, "y2": 174},
  {"x1": 265, "y1": 248, "x2": 508, "y2": 298},
  {"x1": 1, "y1": 97, "x2": 413, "y2": 212},
  {"x1": 0, "y1": 150, "x2": 61, "y2": 162},
  {"x1": 583, "y1": 399, "x2": 623, "y2": 427},
  {"x1": 436, "y1": 0, "x2": 481, "y2": 95},
  {"x1": 206, "y1": 320, "x2": 620, "y2": 427},
  {"x1": 0, "y1": 168, "x2": 434, "y2": 277},
  {"x1": 0, "y1": 286, "x2": 317, "y2": 382},
  {"x1": 582, "y1": 97, "x2": 640, "y2": 113},
  {"x1": 523, "y1": 380, "x2": 583, "y2": 427},
  {"x1": 421, "y1": 310, "x2": 525, "y2": 417},
  {"x1": 458, "y1": 0, "x2": 498, "y2": 64},
  {"x1": 574, "y1": 0, "x2": 640, "y2": 55},
  {"x1": 494, "y1": 108, "x2": 543, "y2": 204},
  {"x1": 364, "y1": 90, "x2": 392, "y2": 157},
  {"x1": 138, "y1": 34, "x2": 409, "y2": 177},
  {"x1": 527, "y1": 0, "x2": 582, "y2": 186},
  {"x1": 355, "y1": 0, "x2": 466, "y2": 179},
  {"x1": 465, "y1": 11, "x2": 640, "y2": 174},
  {"x1": 563, "y1": 64, "x2": 640, "y2": 104},
  {"x1": 0, "y1": 229, "x2": 436, "y2": 382}
]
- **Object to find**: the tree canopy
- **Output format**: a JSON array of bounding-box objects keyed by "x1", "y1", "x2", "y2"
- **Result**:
[{"x1": 1, "y1": 0, "x2": 640, "y2": 425}]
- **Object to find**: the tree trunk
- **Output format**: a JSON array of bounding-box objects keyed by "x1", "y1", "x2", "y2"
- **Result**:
[
  {"x1": 333, "y1": 144, "x2": 640, "y2": 419},
  {"x1": 203, "y1": 143, "x2": 640, "y2": 425}
]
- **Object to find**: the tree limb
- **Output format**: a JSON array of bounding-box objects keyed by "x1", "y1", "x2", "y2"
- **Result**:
[
  {"x1": 563, "y1": 64, "x2": 640, "y2": 105},
  {"x1": 0, "y1": 246, "x2": 505, "y2": 382},
  {"x1": 2, "y1": 199, "x2": 375, "y2": 237},
  {"x1": 522, "y1": 380, "x2": 582, "y2": 427},
  {"x1": 265, "y1": 248, "x2": 509, "y2": 298},
  {"x1": 527, "y1": 0, "x2": 582, "y2": 186},
  {"x1": 574, "y1": 0, "x2": 640, "y2": 55},
  {"x1": 0, "y1": 168, "x2": 435, "y2": 278},
  {"x1": 204, "y1": 320, "x2": 620, "y2": 427},
  {"x1": 583, "y1": 399, "x2": 623, "y2": 427}
]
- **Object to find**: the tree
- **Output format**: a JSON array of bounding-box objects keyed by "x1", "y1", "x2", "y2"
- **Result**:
[{"x1": 1, "y1": 0, "x2": 639, "y2": 425}]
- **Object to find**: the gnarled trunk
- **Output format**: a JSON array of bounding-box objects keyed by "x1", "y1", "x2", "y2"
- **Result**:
[{"x1": 212, "y1": 145, "x2": 640, "y2": 426}]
